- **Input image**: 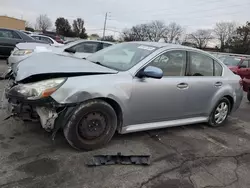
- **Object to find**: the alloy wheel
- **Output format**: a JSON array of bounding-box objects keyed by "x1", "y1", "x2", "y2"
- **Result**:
[{"x1": 214, "y1": 102, "x2": 228, "y2": 124}]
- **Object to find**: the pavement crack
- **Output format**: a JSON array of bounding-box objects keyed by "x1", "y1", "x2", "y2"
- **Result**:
[
  {"x1": 146, "y1": 132, "x2": 183, "y2": 157},
  {"x1": 140, "y1": 159, "x2": 188, "y2": 188},
  {"x1": 140, "y1": 152, "x2": 250, "y2": 188}
]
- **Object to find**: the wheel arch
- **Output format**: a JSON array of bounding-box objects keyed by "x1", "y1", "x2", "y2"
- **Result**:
[
  {"x1": 223, "y1": 95, "x2": 234, "y2": 112},
  {"x1": 208, "y1": 86, "x2": 235, "y2": 115},
  {"x1": 96, "y1": 97, "x2": 124, "y2": 132}
]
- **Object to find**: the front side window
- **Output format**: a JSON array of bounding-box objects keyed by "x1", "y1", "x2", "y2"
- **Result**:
[
  {"x1": 103, "y1": 43, "x2": 112, "y2": 49},
  {"x1": 32, "y1": 36, "x2": 40, "y2": 40},
  {"x1": 40, "y1": 37, "x2": 53, "y2": 44},
  {"x1": 87, "y1": 43, "x2": 158, "y2": 71},
  {"x1": 189, "y1": 52, "x2": 214, "y2": 76},
  {"x1": 148, "y1": 50, "x2": 187, "y2": 76},
  {"x1": 241, "y1": 60, "x2": 249, "y2": 68},
  {"x1": 0, "y1": 30, "x2": 21, "y2": 39},
  {"x1": 72, "y1": 42, "x2": 100, "y2": 53}
]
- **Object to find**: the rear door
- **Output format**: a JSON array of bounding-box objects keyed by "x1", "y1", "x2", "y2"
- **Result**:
[
  {"x1": 0, "y1": 29, "x2": 23, "y2": 57},
  {"x1": 185, "y1": 51, "x2": 224, "y2": 117}
]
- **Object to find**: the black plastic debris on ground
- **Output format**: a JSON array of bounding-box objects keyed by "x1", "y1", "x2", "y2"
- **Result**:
[{"x1": 86, "y1": 152, "x2": 150, "y2": 166}]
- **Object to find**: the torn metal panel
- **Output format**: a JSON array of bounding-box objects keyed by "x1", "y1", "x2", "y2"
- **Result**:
[
  {"x1": 36, "y1": 107, "x2": 58, "y2": 132},
  {"x1": 86, "y1": 152, "x2": 150, "y2": 166}
]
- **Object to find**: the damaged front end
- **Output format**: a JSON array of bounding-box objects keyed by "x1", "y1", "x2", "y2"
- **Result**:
[{"x1": 5, "y1": 77, "x2": 69, "y2": 133}]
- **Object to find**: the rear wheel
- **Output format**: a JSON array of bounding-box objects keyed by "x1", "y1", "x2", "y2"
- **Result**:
[
  {"x1": 247, "y1": 91, "x2": 250, "y2": 102},
  {"x1": 208, "y1": 97, "x2": 231, "y2": 127},
  {"x1": 63, "y1": 100, "x2": 117, "y2": 150}
]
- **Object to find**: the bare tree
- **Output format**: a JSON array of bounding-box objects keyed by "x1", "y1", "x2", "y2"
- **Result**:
[
  {"x1": 121, "y1": 20, "x2": 184, "y2": 43},
  {"x1": 73, "y1": 18, "x2": 84, "y2": 35},
  {"x1": 167, "y1": 22, "x2": 184, "y2": 43},
  {"x1": 36, "y1": 14, "x2": 52, "y2": 31},
  {"x1": 188, "y1": 29, "x2": 213, "y2": 49},
  {"x1": 214, "y1": 22, "x2": 237, "y2": 51},
  {"x1": 147, "y1": 20, "x2": 169, "y2": 42}
]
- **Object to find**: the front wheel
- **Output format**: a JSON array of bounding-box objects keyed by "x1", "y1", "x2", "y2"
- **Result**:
[
  {"x1": 208, "y1": 98, "x2": 231, "y2": 127},
  {"x1": 63, "y1": 100, "x2": 117, "y2": 150}
]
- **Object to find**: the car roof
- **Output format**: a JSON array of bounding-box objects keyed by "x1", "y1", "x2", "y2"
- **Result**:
[
  {"x1": 128, "y1": 41, "x2": 200, "y2": 50},
  {"x1": 64, "y1": 39, "x2": 114, "y2": 47},
  {"x1": 0, "y1": 27, "x2": 20, "y2": 32}
]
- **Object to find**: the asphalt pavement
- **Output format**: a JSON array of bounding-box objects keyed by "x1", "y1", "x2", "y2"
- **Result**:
[{"x1": 0, "y1": 59, "x2": 250, "y2": 188}]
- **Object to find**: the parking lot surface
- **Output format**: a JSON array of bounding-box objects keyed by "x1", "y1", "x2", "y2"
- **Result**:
[{"x1": 0, "y1": 59, "x2": 250, "y2": 188}]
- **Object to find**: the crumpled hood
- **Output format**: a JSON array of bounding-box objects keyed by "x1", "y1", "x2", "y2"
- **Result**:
[{"x1": 15, "y1": 52, "x2": 118, "y2": 82}]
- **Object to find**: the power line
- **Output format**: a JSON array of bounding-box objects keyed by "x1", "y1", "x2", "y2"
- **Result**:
[
  {"x1": 142, "y1": 2, "x2": 250, "y2": 17},
  {"x1": 111, "y1": 0, "x2": 223, "y2": 15},
  {"x1": 108, "y1": 5, "x2": 248, "y2": 29},
  {"x1": 111, "y1": 2, "x2": 250, "y2": 22}
]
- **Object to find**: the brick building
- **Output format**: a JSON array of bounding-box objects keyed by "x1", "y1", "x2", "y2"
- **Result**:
[{"x1": 0, "y1": 16, "x2": 25, "y2": 30}]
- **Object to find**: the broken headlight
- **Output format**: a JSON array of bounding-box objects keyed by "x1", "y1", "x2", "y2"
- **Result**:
[
  {"x1": 13, "y1": 78, "x2": 67, "y2": 100},
  {"x1": 13, "y1": 49, "x2": 33, "y2": 56}
]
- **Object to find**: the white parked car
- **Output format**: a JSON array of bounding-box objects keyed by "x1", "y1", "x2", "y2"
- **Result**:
[
  {"x1": 30, "y1": 34, "x2": 64, "y2": 47},
  {"x1": 7, "y1": 40, "x2": 114, "y2": 72}
]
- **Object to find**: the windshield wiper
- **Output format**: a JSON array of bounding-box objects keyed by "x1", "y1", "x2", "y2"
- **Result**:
[{"x1": 88, "y1": 60, "x2": 111, "y2": 69}]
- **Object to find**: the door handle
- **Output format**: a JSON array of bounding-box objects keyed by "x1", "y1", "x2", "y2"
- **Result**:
[
  {"x1": 177, "y1": 83, "x2": 188, "y2": 89},
  {"x1": 214, "y1": 82, "x2": 222, "y2": 87}
]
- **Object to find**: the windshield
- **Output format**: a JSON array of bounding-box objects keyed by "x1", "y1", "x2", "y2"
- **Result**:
[
  {"x1": 87, "y1": 43, "x2": 158, "y2": 71},
  {"x1": 222, "y1": 56, "x2": 242, "y2": 66}
]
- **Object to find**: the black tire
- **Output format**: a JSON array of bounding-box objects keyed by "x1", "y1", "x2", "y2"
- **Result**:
[
  {"x1": 63, "y1": 100, "x2": 117, "y2": 150},
  {"x1": 247, "y1": 91, "x2": 250, "y2": 102},
  {"x1": 208, "y1": 97, "x2": 231, "y2": 127}
]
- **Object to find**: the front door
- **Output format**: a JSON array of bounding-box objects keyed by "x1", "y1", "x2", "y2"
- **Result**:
[{"x1": 126, "y1": 50, "x2": 189, "y2": 125}]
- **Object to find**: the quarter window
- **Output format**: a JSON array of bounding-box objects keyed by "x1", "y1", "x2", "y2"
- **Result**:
[
  {"x1": 149, "y1": 50, "x2": 187, "y2": 76},
  {"x1": 214, "y1": 61, "x2": 223, "y2": 76}
]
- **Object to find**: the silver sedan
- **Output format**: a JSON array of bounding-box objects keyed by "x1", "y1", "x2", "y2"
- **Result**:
[{"x1": 6, "y1": 42, "x2": 243, "y2": 150}]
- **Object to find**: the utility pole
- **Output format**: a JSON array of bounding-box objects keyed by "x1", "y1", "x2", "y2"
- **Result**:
[{"x1": 102, "y1": 12, "x2": 108, "y2": 39}]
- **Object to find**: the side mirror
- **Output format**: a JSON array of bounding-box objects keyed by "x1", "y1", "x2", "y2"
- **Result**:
[
  {"x1": 64, "y1": 48, "x2": 76, "y2": 53},
  {"x1": 239, "y1": 64, "x2": 247, "y2": 68},
  {"x1": 140, "y1": 66, "x2": 163, "y2": 79}
]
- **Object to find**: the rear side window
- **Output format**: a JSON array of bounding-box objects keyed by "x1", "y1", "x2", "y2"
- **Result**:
[
  {"x1": 189, "y1": 52, "x2": 223, "y2": 76},
  {"x1": 0, "y1": 29, "x2": 21, "y2": 39},
  {"x1": 189, "y1": 52, "x2": 213, "y2": 76}
]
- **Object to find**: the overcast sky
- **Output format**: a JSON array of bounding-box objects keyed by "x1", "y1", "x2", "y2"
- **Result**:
[{"x1": 1, "y1": 0, "x2": 250, "y2": 36}]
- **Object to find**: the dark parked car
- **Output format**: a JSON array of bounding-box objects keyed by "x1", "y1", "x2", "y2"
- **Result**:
[{"x1": 0, "y1": 28, "x2": 47, "y2": 58}]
